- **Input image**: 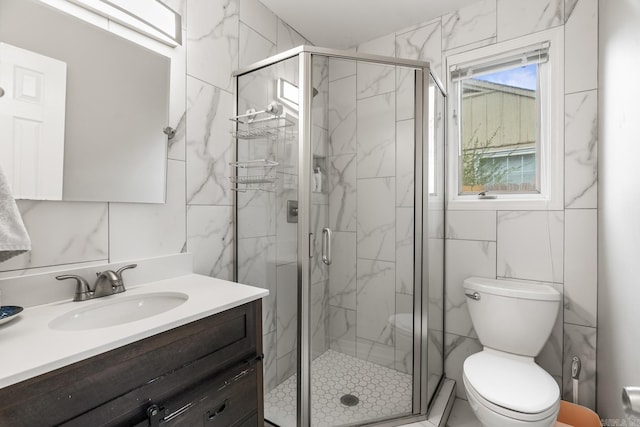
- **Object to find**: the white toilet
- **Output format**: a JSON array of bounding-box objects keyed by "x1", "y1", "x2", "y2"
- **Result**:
[{"x1": 462, "y1": 277, "x2": 561, "y2": 427}]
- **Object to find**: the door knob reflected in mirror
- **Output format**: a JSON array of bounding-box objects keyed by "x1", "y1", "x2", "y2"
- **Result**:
[{"x1": 623, "y1": 386, "x2": 640, "y2": 418}]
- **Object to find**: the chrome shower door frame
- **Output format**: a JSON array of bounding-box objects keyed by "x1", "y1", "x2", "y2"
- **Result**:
[{"x1": 233, "y1": 45, "x2": 441, "y2": 427}]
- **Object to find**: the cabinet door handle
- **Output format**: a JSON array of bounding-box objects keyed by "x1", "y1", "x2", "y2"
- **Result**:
[
  {"x1": 146, "y1": 404, "x2": 161, "y2": 427},
  {"x1": 206, "y1": 399, "x2": 228, "y2": 422}
]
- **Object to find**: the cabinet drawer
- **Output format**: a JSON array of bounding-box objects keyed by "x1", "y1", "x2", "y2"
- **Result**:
[
  {"x1": 63, "y1": 355, "x2": 262, "y2": 427},
  {"x1": 0, "y1": 302, "x2": 262, "y2": 427},
  {"x1": 169, "y1": 363, "x2": 258, "y2": 427}
]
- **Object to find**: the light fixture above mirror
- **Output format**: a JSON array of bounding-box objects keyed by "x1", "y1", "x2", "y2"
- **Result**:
[{"x1": 45, "y1": 0, "x2": 182, "y2": 47}]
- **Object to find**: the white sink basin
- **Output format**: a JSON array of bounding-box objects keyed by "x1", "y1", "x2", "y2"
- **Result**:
[{"x1": 49, "y1": 292, "x2": 189, "y2": 331}]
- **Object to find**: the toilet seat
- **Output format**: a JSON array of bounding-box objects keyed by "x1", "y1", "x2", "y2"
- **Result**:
[
  {"x1": 464, "y1": 374, "x2": 559, "y2": 423},
  {"x1": 463, "y1": 349, "x2": 560, "y2": 420}
]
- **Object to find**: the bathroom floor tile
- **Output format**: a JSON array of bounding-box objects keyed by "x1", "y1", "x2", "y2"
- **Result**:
[
  {"x1": 445, "y1": 398, "x2": 481, "y2": 427},
  {"x1": 265, "y1": 349, "x2": 412, "y2": 426}
]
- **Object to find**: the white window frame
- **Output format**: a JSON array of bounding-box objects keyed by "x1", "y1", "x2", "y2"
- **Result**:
[{"x1": 446, "y1": 27, "x2": 564, "y2": 210}]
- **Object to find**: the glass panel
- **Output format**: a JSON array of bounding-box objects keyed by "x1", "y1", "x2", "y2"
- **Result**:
[
  {"x1": 234, "y1": 55, "x2": 300, "y2": 427},
  {"x1": 308, "y1": 55, "x2": 418, "y2": 426},
  {"x1": 427, "y1": 74, "x2": 446, "y2": 403},
  {"x1": 459, "y1": 63, "x2": 539, "y2": 194}
]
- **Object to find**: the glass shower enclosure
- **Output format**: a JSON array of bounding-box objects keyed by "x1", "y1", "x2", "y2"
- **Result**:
[{"x1": 232, "y1": 46, "x2": 446, "y2": 427}]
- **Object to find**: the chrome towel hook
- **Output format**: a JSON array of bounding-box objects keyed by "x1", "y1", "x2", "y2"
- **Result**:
[{"x1": 163, "y1": 126, "x2": 176, "y2": 139}]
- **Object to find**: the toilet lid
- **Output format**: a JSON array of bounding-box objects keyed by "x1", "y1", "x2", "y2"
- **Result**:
[{"x1": 464, "y1": 351, "x2": 559, "y2": 414}]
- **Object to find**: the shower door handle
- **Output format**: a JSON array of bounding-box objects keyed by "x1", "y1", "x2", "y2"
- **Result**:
[{"x1": 322, "y1": 227, "x2": 332, "y2": 265}]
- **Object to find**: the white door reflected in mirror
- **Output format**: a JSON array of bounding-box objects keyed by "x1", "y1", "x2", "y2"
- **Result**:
[{"x1": 0, "y1": 42, "x2": 67, "y2": 200}]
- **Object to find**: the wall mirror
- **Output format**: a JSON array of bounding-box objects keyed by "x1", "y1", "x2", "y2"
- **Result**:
[{"x1": 0, "y1": 0, "x2": 170, "y2": 203}]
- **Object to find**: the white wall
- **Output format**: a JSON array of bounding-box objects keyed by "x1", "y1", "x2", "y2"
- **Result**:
[{"x1": 598, "y1": 0, "x2": 640, "y2": 419}]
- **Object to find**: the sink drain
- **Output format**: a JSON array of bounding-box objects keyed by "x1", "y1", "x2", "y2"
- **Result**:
[{"x1": 340, "y1": 394, "x2": 359, "y2": 406}]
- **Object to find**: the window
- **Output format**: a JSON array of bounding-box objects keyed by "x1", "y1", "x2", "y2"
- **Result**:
[{"x1": 446, "y1": 28, "x2": 564, "y2": 210}]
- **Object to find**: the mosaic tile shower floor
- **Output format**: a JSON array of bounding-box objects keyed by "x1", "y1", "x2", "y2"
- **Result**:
[{"x1": 265, "y1": 350, "x2": 413, "y2": 427}]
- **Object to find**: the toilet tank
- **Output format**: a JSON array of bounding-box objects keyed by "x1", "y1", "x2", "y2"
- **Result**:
[{"x1": 464, "y1": 277, "x2": 560, "y2": 357}]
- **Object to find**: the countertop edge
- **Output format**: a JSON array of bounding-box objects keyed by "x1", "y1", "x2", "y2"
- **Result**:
[{"x1": 0, "y1": 274, "x2": 269, "y2": 389}]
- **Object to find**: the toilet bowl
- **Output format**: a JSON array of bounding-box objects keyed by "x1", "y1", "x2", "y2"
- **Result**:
[{"x1": 462, "y1": 277, "x2": 562, "y2": 427}]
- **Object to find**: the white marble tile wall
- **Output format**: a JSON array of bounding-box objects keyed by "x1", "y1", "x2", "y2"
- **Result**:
[
  {"x1": 329, "y1": 305, "x2": 357, "y2": 357},
  {"x1": 311, "y1": 280, "x2": 329, "y2": 358},
  {"x1": 565, "y1": 90, "x2": 598, "y2": 209},
  {"x1": 1, "y1": 201, "x2": 109, "y2": 272},
  {"x1": 356, "y1": 34, "x2": 396, "y2": 100},
  {"x1": 445, "y1": 240, "x2": 496, "y2": 340},
  {"x1": 187, "y1": 205, "x2": 233, "y2": 279},
  {"x1": 326, "y1": 41, "x2": 434, "y2": 378},
  {"x1": 496, "y1": 211, "x2": 564, "y2": 283},
  {"x1": 395, "y1": 293, "x2": 414, "y2": 373},
  {"x1": 344, "y1": 0, "x2": 599, "y2": 408},
  {"x1": 357, "y1": 178, "x2": 396, "y2": 261},
  {"x1": 396, "y1": 208, "x2": 414, "y2": 296},
  {"x1": 185, "y1": 76, "x2": 234, "y2": 206},
  {"x1": 356, "y1": 259, "x2": 395, "y2": 347},
  {"x1": 328, "y1": 231, "x2": 356, "y2": 309},
  {"x1": 276, "y1": 263, "x2": 297, "y2": 359},
  {"x1": 564, "y1": 0, "x2": 598, "y2": 94},
  {"x1": 357, "y1": 94, "x2": 396, "y2": 178},
  {"x1": 563, "y1": 323, "x2": 597, "y2": 409},
  {"x1": 564, "y1": 209, "x2": 597, "y2": 328},
  {"x1": 395, "y1": 20, "x2": 443, "y2": 79},
  {"x1": 239, "y1": 22, "x2": 276, "y2": 69},
  {"x1": 497, "y1": 0, "x2": 564, "y2": 42},
  {"x1": 442, "y1": 0, "x2": 497, "y2": 51},
  {"x1": 186, "y1": 0, "x2": 238, "y2": 92},
  {"x1": 109, "y1": 160, "x2": 187, "y2": 262},
  {"x1": 396, "y1": 120, "x2": 415, "y2": 208},
  {"x1": 328, "y1": 76, "x2": 357, "y2": 157},
  {"x1": 444, "y1": 333, "x2": 483, "y2": 400}
]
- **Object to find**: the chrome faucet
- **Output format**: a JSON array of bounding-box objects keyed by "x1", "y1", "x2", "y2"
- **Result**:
[{"x1": 56, "y1": 264, "x2": 137, "y2": 302}]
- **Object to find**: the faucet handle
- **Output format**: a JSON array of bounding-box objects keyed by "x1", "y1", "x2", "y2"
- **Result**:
[
  {"x1": 56, "y1": 275, "x2": 92, "y2": 302},
  {"x1": 113, "y1": 264, "x2": 137, "y2": 293},
  {"x1": 116, "y1": 263, "x2": 137, "y2": 280}
]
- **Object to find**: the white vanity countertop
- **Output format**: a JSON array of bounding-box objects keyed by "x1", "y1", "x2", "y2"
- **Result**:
[{"x1": 0, "y1": 274, "x2": 268, "y2": 389}]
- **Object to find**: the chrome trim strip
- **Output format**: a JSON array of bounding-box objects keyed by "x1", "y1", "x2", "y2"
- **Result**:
[
  {"x1": 420, "y1": 69, "x2": 431, "y2": 414},
  {"x1": 429, "y1": 69, "x2": 447, "y2": 97},
  {"x1": 233, "y1": 46, "x2": 306, "y2": 77},
  {"x1": 233, "y1": 45, "x2": 431, "y2": 77},
  {"x1": 297, "y1": 51, "x2": 313, "y2": 427},
  {"x1": 232, "y1": 74, "x2": 238, "y2": 283},
  {"x1": 412, "y1": 68, "x2": 425, "y2": 414},
  {"x1": 301, "y1": 45, "x2": 430, "y2": 68}
]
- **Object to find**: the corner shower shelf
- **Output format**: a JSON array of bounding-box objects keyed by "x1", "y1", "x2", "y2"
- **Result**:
[
  {"x1": 230, "y1": 104, "x2": 295, "y2": 140},
  {"x1": 230, "y1": 159, "x2": 279, "y2": 169},
  {"x1": 229, "y1": 158, "x2": 278, "y2": 192},
  {"x1": 230, "y1": 174, "x2": 276, "y2": 185}
]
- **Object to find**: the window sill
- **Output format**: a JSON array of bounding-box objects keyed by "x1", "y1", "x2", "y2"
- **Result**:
[{"x1": 447, "y1": 195, "x2": 563, "y2": 211}]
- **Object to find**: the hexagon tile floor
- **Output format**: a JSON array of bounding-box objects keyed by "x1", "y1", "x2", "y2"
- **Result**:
[{"x1": 264, "y1": 350, "x2": 413, "y2": 427}]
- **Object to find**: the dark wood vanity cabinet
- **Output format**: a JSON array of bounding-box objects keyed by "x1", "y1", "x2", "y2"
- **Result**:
[{"x1": 0, "y1": 301, "x2": 264, "y2": 427}]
